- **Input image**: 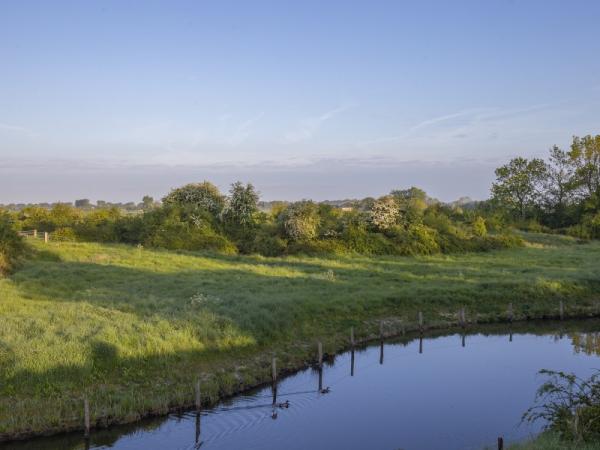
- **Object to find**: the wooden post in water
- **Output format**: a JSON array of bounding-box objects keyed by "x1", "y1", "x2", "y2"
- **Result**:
[
  {"x1": 350, "y1": 349, "x2": 355, "y2": 377},
  {"x1": 497, "y1": 436, "x2": 504, "y2": 450},
  {"x1": 44, "y1": 231, "x2": 49, "y2": 243},
  {"x1": 418, "y1": 311, "x2": 423, "y2": 333},
  {"x1": 419, "y1": 336, "x2": 423, "y2": 354},
  {"x1": 379, "y1": 341, "x2": 384, "y2": 365},
  {"x1": 379, "y1": 320, "x2": 384, "y2": 340},
  {"x1": 508, "y1": 303, "x2": 513, "y2": 322},
  {"x1": 272, "y1": 357, "x2": 277, "y2": 383},
  {"x1": 83, "y1": 397, "x2": 90, "y2": 438},
  {"x1": 350, "y1": 327, "x2": 355, "y2": 348},
  {"x1": 559, "y1": 301, "x2": 564, "y2": 321},
  {"x1": 461, "y1": 334, "x2": 465, "y2": 348},
  {"x1": 317, "y1": 342, "x2": 323, "y2": 368}
]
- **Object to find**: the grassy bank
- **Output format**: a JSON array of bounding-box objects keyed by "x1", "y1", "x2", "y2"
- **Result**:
[
  {"x1": 507, "y1": 432, "x2": 600, "y2": 449},
  {"x1": 1, "y1": 233, "x2": 600, "y2": 440}
]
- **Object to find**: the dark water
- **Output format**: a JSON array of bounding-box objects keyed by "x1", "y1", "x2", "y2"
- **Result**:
[{"x1": 7, "y1": 321, "x2": 600, "y2": 450}]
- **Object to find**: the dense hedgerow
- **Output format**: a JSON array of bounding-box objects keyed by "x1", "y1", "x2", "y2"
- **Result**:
[{"x1": 7, "y1": 181, "x2": 527, "y2": 257}]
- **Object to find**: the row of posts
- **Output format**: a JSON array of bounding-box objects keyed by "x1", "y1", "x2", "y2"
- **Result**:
[
  {"x1": 80, "y1": 300, "x2": 568, "y2": 441},
  {"x1": 28, "y1": 229, "x2": 49, "y2": 243}
]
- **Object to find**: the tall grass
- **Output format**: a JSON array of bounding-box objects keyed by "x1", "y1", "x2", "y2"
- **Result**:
[{"x1": 1, "y1": 233, "x2": 599, "y2": 439}]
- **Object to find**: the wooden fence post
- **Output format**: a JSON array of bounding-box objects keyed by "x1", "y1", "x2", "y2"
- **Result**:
[
  {"x1": 418, "y1": 311, "x2": 423, "y2": 333},
  {"x1": 44, "y1": 231, "x2": 49, "y2": 243},
  {"x1": 559, "y1": 301, "x2": 564, "y2": 320},
  {"x1": 508, "y1": 302, "x2": 513, "y2": 322},
  {"x1": 350, "y1": 327, "x2": 355, "y2": 347},
  {"x1": 195, "y1": 380, "x2": 201, "y2": 412},
  {"x1": 318, "y1": 342, "x2": 323, "y2": 368},
  {"x1": 272, "y1": 357, "x2": 277, "y2": 383},
  {"x1": 33, "y1": 229, "x2": 37, "y2": 238},
  {"x1": 379, "y1": 320, "x2": 384, "y2": 340},
  {"x1": 83, "y1": 397, "x2": 90, "y2": 438}
]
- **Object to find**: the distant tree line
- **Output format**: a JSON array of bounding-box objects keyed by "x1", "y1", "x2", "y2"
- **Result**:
[
  {"x1": 3, "y1": 182, "x2": 521, "y2": 257},
  {"x1": 1, "y1": 133, "x2": 597, "y2": 260}
]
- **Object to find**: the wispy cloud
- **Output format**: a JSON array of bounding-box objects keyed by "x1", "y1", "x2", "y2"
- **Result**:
[
  {"x1": 0, "y1": 122, "x2": 31, "y2": 134},
  {"x1": 284, "y1": 104, "x2": 353, "y2": 143},
  {"x1": 358, "y1": 104, "x2": 553, "y2": 147},
  {"x1": 223, "y1": 112, "x2": 264, "y2": 146}
]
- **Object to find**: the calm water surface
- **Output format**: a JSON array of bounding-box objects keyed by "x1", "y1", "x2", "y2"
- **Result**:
[{"x1": 7, "y1": 320, "x2": 600, "y2": 450}]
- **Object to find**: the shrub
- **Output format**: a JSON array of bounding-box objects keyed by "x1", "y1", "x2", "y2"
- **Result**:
[
  {"x1": 140, "y1": 207, "x2": 237, "y2": 254},
  {"x1": 472, "y1": 216, "x2": 487, "y2": 237},
  {"x1": 390, "y1": 224, "x2": 440, "y2": 255},
  {"x1": 52, "y1": 227, "x2": 77, "y2": 242},
  {"x1": 523, "y1": 369, "x2": 600, "y2": 442},
  {"x1": 250, "y1": 227, "x2": 287, "y2": 256},
  {"x1": 278, "y1": 201, "x2": 320, "y2": 241},
  {"x1": 0, "y1": 212, "x2": 26, "y2": 274},
  {"x1": 74, "y1": 208, "x2": 122, "y2": 242},
  {"x1": 341, "y1": 224, "x2": 396, "y2": 255}
]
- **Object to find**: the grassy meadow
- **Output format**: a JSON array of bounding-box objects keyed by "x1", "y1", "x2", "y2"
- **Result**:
[{"x1": 1, "y1": 233, "x2": 600, "y2": 440}]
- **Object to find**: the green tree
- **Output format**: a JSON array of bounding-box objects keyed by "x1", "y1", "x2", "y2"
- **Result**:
[
  {"x1": 568, "y1": 134, "x2": 600, "y2": 208},
  {"x1": 543, "y1": 145, "x2": 576, "y2": 226},
  {"x1": 74, "y1": 199, "x2": 91, "y2": 209},
  {"x1": 141, "y1": 195, "x2": 155, "y2": 211},
  {"x1": 222, "y1": 182, "x2": 259, "y2": 228},
  {"x1": 162, "y1": 181, "x2": 225, "y2": 216},
  {"x1": 491, "y1": 157, "x2": 547, "y2": 219},
  {"x1": 390, "y1": 187, "x2": 428, "y2": 226}
]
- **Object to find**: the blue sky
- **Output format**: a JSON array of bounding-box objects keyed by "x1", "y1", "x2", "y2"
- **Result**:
[{"x1": 1, "y1": 0, "x2": 600, "y2": 202}]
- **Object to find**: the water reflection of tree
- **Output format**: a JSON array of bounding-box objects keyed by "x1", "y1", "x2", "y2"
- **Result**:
[{"x1": 570, "y1": 333, "x2": 600, "y2": 355}]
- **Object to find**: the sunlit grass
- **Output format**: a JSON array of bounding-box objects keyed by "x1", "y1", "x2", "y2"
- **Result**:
[{"x1": 1, "y1": 233, "x2": 600, "y2": 439}]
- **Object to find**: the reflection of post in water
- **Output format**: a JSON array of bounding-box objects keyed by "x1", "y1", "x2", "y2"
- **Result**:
[
  {"x1": 195, "y1": 412, "x2": 201, "y2": 445},
  {"x1": 318, "y1": 367, "x2": 323, "y2": 392},
  {"x1": 350, "y1": 349, "x2": 355, "y2": 376},
  {"x1": 461, "y1": 333, "x2": 465, "y2": 348},
  {"x1": 194, "y1": 380, "x2": 202, "y2": 445},
  {"x1": 379, "y1": 341, "x2": 384, "y2": 365},
  {"x1": 419, "y1": 335, "x2": 423, "y2": 354},
  {"x1": 83, "y1": 397, "x2": 90, "y2": 440},
  {"x1": 272, "y1": 357, "x2": 278, "y2": 405}
]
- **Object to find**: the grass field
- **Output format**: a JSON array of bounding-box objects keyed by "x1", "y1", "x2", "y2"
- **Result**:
[{"x1": 1, "y1": 233, "x2": 600, "y2": 440}]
